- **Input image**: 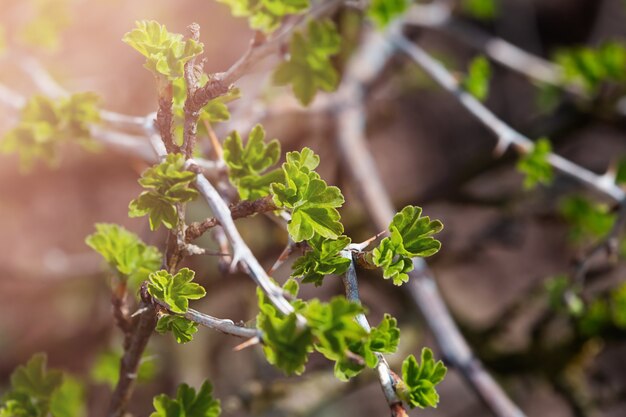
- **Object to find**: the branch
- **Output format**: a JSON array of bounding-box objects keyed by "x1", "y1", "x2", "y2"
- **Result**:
[
  {"x1": 342, "y1": 254, "x2": 407, "y2": 416},
  {"x1": 390, "y1": 31, "x2": 626, "y2": 203},
  {"x1": 185, "y1": 308, "x2": 260, "y2": 339},
  {"x1": 334, "y1": 23, "x2": 526, "y2": 417}
]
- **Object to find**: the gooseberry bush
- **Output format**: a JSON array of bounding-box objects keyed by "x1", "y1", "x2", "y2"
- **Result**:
[{"x1": 2, "y1": 0, "x2": 626, "y2": 416}]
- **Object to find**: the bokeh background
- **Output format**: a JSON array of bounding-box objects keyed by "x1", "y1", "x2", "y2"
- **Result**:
[{"x1": 1, "y1": 0, "x2": 626, "y2": 416}]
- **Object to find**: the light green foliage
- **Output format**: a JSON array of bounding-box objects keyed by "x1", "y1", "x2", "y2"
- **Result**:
[
  {"x1": 1, "y1": 93, "x2": 101, "y2": 170},
  {"x1": 19, "y1": 0, "x2": 71, "y2": 51},
  {"x1": 271, "y1": 148, "x2": 345, "y2": 242},
  {"x1": 91, "y1": 350, "x2": 157, "y2": 388},
  {"x1": 256, "y1": 282, "x2": 314, "y2": 375},
  {"x1": 128, "y1": 153, "x2": 198, "y2": 230},
  {"x1": 85, "y1": 223, "x2": 162, "y2": 288},
  {"x1": 157, "y1": 315, "x2": 199, "y2": 343},
  {"x1": 333, "y1": 314, "x2": 401, "y2": 380},
  {"x1": 291, "y1": 235, "x2": 351, "y2": 286},
  {"x1": 372, "y1": 206, "x2": 443, "y2": 285},
  {"x1": 367, "y1": 0, "x2": 409, "y2": 28},
  {"x1": 559, "y1": 196, "x2": 614, "y2": 243},
  {"x1": 555, "y1": 42, "x2": 626, "y2": 93},
  {"x1": 223, "y1": 124, "x2": 283, "y2": 200},
  {"x1": 611, "y1": 283, "x2": 626, "y2": 329},
  {"x1": 217, "y1": 0, "x2": 309, "y2": 33},
  {"x1": 150, "y1": 381, "x2": 220, "y2": 417},
  {"x1": 148, "y1": 268, "x2": 206, "y2": 314},
  {"x1": 123, "y1": 20, "x2": 203, "y2": 83},
  {"x1": 462, "y1": 0, "x2": 498, "y2": 20},
  {"x1": 516, "y1": 138, "x2": 554, "y2": 189},
  {"x1": 0, "y1": 353, "x2": 85, "y2": 417},
  {"x1": 273, "y1": 19, "x2": 341, "y2": 106},
  {"x1": 463, "y1": 56, "x2": 491, "y2": 101},
  {"x1": 397, "y1": 348, "x2": 447, "y2": 409}
]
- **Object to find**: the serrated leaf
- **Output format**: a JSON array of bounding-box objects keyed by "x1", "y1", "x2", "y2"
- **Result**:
[
  {"x1": 223, "y1": 124, "x2": 283, "y2": 199},
  {"x1": 368, "y1": 0, "x2": 409, "y2": 28},
  {"x1": 86, "y1": 223, "x2": 162, "y2": 289},
  {"x1": 123, "y1": 21, "x2": 203, "y2": 82},
  {"x1": 129, "y1": 153, "x2": 198, "y2": 230},
  {"x1": 397, "y1": 348, "x2": 447, "y2": 409},
  {"x1": 156, "y1": 315, "x2": 199, "y2": 344},
  {"x1": 217, "y1": 0, "x2": 309, "y2": 33},
  {"x1": 150, "y1": 381, "x2": 221, "y2": 417},
  {"x1": 372, "y1": 206, "x2": 443, "y2": 285},
  {"x1": 148, "y1": 268, "x2": 206, "y2": 314},
  {"x1": 273, "y1": 19, "x2": 341, "y2": 106},
  {"x1": 463, "y1": 56, "x2": 491, "y2": 101},
  {"x1": 292, "y1": 235, "x2": 351, "y2": 286},
  {"x1": 517, "y1": 138, "x2": 554, "y2": 189}
]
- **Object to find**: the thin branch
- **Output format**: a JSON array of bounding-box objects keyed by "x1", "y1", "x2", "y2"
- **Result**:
[
  {"x1": 185, "y1": 308, "x2": 260, "y2": 339},
  {"x1": 182, "y1": 23, "x2": 202, "y2": 158},
  {"x1": 341, "y1": 255, "x2": 407, "y2": 416},
  {"x1": 390, "y1": 32, "x2": 626, "y2": 203}
]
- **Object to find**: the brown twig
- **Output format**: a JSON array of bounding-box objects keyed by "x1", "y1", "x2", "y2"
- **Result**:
[{"x1": 182, "y1": 23, "x2": 202, "y2": 158}]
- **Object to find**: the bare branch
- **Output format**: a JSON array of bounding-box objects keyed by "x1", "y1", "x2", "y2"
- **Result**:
[{"x1": 185, "y1": 308, "x2": 260, "y2": 339}]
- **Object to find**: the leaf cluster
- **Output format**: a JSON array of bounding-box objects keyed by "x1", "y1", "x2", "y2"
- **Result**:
[
  {"x1": 1, "y1": 93, "x2": 100, "y2": 170},
  {"x1": 85, "y1": 223, "x2": 162, "y2": 289},
  {"x1": 217, "y1": 0, "x2": 309, "y2": 33},
  {"x1": 157, "y1": 315, "x2": 199, "y2": 344},
  {"x1": 271, "y1": 148, "x2": 345, "y2": 242},
  {"x1": 516, "y1": 138, "x2": 554, "y2": 189},
  {"x1": 463, "y1": 56, "x2": 491, "y2": 102},
  {"x1": 223, "y1": 124, "x2": 283, "y2": 200},
  {"x1": 151, "y1": 381, "x2": 220, "y2": 417},
  {"x1": 123, "y1": 21, "x2": 203, "y2": 85},
  {"x1": 291, "y1": 235, "x2": 351, "y2": 286},
  {"x1": 129, "y1": 153, "x2": 199, "y2": 230},
  {"x1": 148, "y1": 268, "x2": 206, "y2": 314},
  {"x1": 273, "y1": 19, "x2": 341, "y2": 106},
  {"x1": 559, "y1": 196, "x2": 615, "y2": 244},
  {"x1": 397, "y1": 348, "x2": 447, "y2": 409},
  {"x1": 372, "y1": 206, "x2": 443, "y2": 285},
  {"x1": 0, "y1": 354, "x2": 85, "y2": 417}
]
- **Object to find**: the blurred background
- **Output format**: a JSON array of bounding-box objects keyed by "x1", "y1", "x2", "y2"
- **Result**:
[{"x1": 1, "y1": 0, "x2": 626, "y2": 416}]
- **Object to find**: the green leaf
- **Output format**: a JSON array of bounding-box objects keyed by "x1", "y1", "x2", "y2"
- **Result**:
[
  {"x1": 156, "y1": 315, "x2": 199, "y2": 343},
  {"x1": 463, "y1": 56, "x2": 491, "y2": 101},
  {"x1": 462, "y1": 0, "x2": 498, "y2": 20},
  {"x1": 397, "y1": 348, "x2": 447, "y2": 409},
  {"x1": 86, "y1": 223, "x2": 162, "y2": 289},
  {"x1": 217, "y1": 0, "x2": 309, "y2": 33},
  {"x1": 49, "y1": 376, "x2": 85, "y2": 417},
  {"x1": 10, "y1": 354, "x2": 63, "y2": 405},
  {"x1": 129, "y1": 153, "x2": 198, "y2": 230},
  {"x1": 273, "y1": 19, "x2": 341, "y2": 106},
  {"x1": 123, "y1": 21, "x2": 203, "y2": 82},
  {"x1": 372, "y1": 206, "x2": 443, "y2": 285},
  {"x1": 560, "y1": 195, "x2": 615, "y2": 245},
  {"x1": 271, "y1": 148, "x2": 345, "y2": 242},
  {"x1": 367, "y1": 0, "x2": 409, "y2": 28},
  {"x1": 148, "y1": 268, "x2": 206, "y2": 314},
  {"x1": 256, "y1": 282, "x2": 314, "y2": 375},
  {"x1": 292, "y1": 235, "x2": 351, "y2": 286},
  {"x1": 1, "y1": 93, "x2": 101, "y2": 171},
  {"x1": 555, "y1": 41, "x2": 626, "y2": 93},
  {"x1": 516, "y1": 138, "x2": 554, "y2": 189},
  {"x1": 223, "y1": 124, "x2": 283, "y2": 200},
  {"x1": 150, "y1": 381, "x2": 221, "y2": 417}
]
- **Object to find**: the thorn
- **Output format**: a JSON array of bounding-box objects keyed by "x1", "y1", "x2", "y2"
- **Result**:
[
  {"x1": 130, "y1": 307, "x2": 149, "y2": 318},
  {"x1": 233, "y1": 336, "x2": 260, "y2": 351}
]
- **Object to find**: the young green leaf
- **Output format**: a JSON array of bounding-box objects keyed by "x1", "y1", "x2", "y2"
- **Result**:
[
  {"x1": 516, "y1": 138, "x2": 554, "y2": 189},
  {"x1": 86, "y1": 223, "x2": 162, "y2": 289},
  {"x1": 462, "y1": 0, "x2": 498, "y2": 20},
  {"x1": 372, "y1": 206, "x2": 443, "y2": 285},
  {"x1": 156, "y1": 315, "x2": 199, "y2": 344},
  {"x1": 129, "y1": 153, "x2": 198, "y2": 230},
  {"x1": 10, "y1": 354, "x2": 63, "y2": 406},
  {"x1": 463, "y1": 56, "x2": 491, "y2": 101},
  {"x1": 223, "y1": 124, "x2": 283, "y2": 200},
  {"x1": 560, "y1": 196, "x2": 614, "y2": 243},
  {"x1": 123, "y1": 20, "x2": 203, "y2": 83},
  {"x1": 148, "y1": 268, "x2": 206, "y2": 314},
  {"x1": 291, "y1": 235, "x2": 351, "y2": 286},
  {"x1": 273, "y1": 19, "x2": 341, "y2": 106},
  {"x1": 150, "y1": 381, "x2": 221, "y2": 417},
  {"x1": 217, "y1": 0, "x2": 309, "y2": 33},
  {"x1": 397, "y1": 348, "x2": 447, "y2": 409},
  {"x1": 368, "y1": 0, "x2": 409, "y2": 28},
  {"x1": 271, "y1": 148, "x2": 345, "y2": 242},
  {"x1": 49, "y1": 376, "x2": 86, "y2": 417}
]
